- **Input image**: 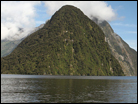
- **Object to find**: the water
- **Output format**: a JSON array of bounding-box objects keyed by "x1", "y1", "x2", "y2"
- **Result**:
[{"x1": 1, "y1": 74, "x2": 137, "y2": 103}]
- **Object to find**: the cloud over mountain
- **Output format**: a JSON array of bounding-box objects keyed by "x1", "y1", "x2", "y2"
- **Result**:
[
  {"x1": 1, "y1": 1, "x2": 121, "y2": 40},
  {"x1": 1, "y1": 1, "x2": 41, "y2": 40},
  {"x1": 43, "y1": 1, "x2": 117, "y2": 22}
]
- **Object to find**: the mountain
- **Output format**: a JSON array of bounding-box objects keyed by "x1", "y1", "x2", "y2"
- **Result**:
[
  {"x1": 1, "y1": 23, "x2": 45, "y2": 57},
  {"x1": 92, "y1": 17, "x2": 137, "y2": 76},
  {"x1": 1, "y1": 39, "x2": 23, "y2": 57},
  {"x1": 1, "y1": 5, "x2": 124, "y2": 76}
]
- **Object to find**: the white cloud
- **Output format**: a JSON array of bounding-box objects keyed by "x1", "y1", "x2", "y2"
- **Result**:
[
  {"x1": 127, "y1": 31, "x2": 137, "y2": 34},
  {"x1": 43, "y1": 1, "x2": 118, "y2": 22},
  {"x1": 36, "y1": 21, "x2": 46, "y2": 25},
  {"x1": 1, "y1": 1, "x2": 125, "y2": 40},
  {"x1": 111, "y1": 23, "x2": 137, "y2": 27},
  {"x1": 1, "y1": 1, "x2": 41, "y2": 40}
]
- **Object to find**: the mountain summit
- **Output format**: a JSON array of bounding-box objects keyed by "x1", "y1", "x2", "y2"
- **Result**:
[{"x1": 1, "y1": 5, "x2": 124, "y2": 76}]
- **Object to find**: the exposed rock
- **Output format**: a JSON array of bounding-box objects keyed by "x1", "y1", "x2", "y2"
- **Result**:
[{"x1": 92, "y1": 17, "x2": 137, "y2": 76}]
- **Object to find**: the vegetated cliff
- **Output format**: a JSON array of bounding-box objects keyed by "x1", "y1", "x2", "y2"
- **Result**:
[
  {"x1": 1, "y1": 5, "x2": 124, "y2": 76},
  {"x1": 1, "y1": 23, "x2": 45, "y2": 57},
  {"x1": 92, "y1": 17, "x2": 137, "y2": 76}
]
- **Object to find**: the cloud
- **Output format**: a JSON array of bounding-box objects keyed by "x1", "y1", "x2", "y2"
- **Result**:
[
  {"x1": 117, "y1": 16, "x2": 125, "y2": 20},
  {"x1": 1, "y1": 1, "x2": 41, "y2": 40},
  {"x1": 127, "y1": 31, "x2": 137, "y2": 34},
  {"x1": 1, "y1": 1, "x2": 124, "y2": 40},
  {"x1": 36, "y1": 21, "x2": 46, "y2": 25},
  {"x1": 43, "y1": 1, "x2": 118, "y2": 22},
  {"x1": 111, "y1": 23, "x2": 137, "y2": 27}
]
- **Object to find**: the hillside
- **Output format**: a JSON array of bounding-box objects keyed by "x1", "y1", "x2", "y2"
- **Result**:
[
  {"x1": 1, "y1": 24, "x2": 45, "y2": 57},
  {"x1": 92, "y1": 17, "x2": 137, "y2": 76},
  {"x1": 1, "y1": 5, "x2": 124, "y2": 76},
  {"x1": 1, "y1": 39, "x2": 22, "y2": 57}
]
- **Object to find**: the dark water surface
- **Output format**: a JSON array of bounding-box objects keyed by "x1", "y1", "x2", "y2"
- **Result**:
[{"x1": 1, "y1": 74, "x2": 137, "y2": 103}]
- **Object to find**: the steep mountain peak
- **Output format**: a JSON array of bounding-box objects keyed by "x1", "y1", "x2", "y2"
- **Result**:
[
  {"x1": 1, "y1": 5, "x2": 124, "y2": 76},
  {"x1": 53, "y1": 5, "x2": 84, "y2": 16},
  {"x1": 45, "y1": 5, "x2": 87, "y2": 27}
]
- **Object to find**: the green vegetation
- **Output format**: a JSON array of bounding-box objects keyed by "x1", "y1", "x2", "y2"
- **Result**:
[
  {"x1": 1, "y1": 39, "x2": 22, "y2": 57},
  {"x1": 1, "y1": 5, "x2": 124, "y2": 76}
]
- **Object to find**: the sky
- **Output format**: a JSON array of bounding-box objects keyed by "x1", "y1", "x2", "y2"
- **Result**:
[{"x1": 1, "y1": 1, "x2": 137, "y2": 51}]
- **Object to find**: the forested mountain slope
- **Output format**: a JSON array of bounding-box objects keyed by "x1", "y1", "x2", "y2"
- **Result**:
[
  {"x1": 1, "y1": 24, "x2": 45, "y2": 57},
  {"x1": 1, "y1": 5, "x2": 124, "y2": 76}
]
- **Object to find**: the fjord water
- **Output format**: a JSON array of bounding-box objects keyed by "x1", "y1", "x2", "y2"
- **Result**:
[{"x1": 1, "y1": 74, "x2": 137, "y2": 103}]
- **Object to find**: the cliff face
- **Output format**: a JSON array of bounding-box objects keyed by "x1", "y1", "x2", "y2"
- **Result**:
[
  {"x1": 1, "y1": 5, "x2": 124, "y2": 76},
  {"x1": 92, "y1": 17, "x2": 137, "y2": 76}
]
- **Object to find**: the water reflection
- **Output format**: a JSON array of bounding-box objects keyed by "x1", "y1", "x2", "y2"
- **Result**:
[
  {"x1": 1, "y1": 75, "x2": 137, "y2": 103},
  {"x1": 32, "y1": 79, "x2": 110, "y2": 103}
]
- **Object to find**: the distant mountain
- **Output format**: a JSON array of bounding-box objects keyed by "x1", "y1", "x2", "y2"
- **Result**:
[
  {"x1": 1, "y1": 39, "x2": 22, "y2": 57},
  {"x1": 1, "y1": 5, "x2": 124, "y2": 76},
  {"x1": 1, "y1": 23, "x2": 45, "y2": 57},
  {"x1": 92, "y1": 17, "x2": 137, "y2": 76}
]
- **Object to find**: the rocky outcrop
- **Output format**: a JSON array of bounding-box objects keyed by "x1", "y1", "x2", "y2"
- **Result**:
[{"x1": 92, "y1": 17, "x2": 137, "y2": 76}]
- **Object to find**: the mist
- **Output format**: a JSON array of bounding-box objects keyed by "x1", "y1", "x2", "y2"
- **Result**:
[
  {"x1": 1, "y1": 1, "x2": 118, "y2": 40},
  {"x1": 1, "y1": 1, "x2": 41, "y2": 40}
]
